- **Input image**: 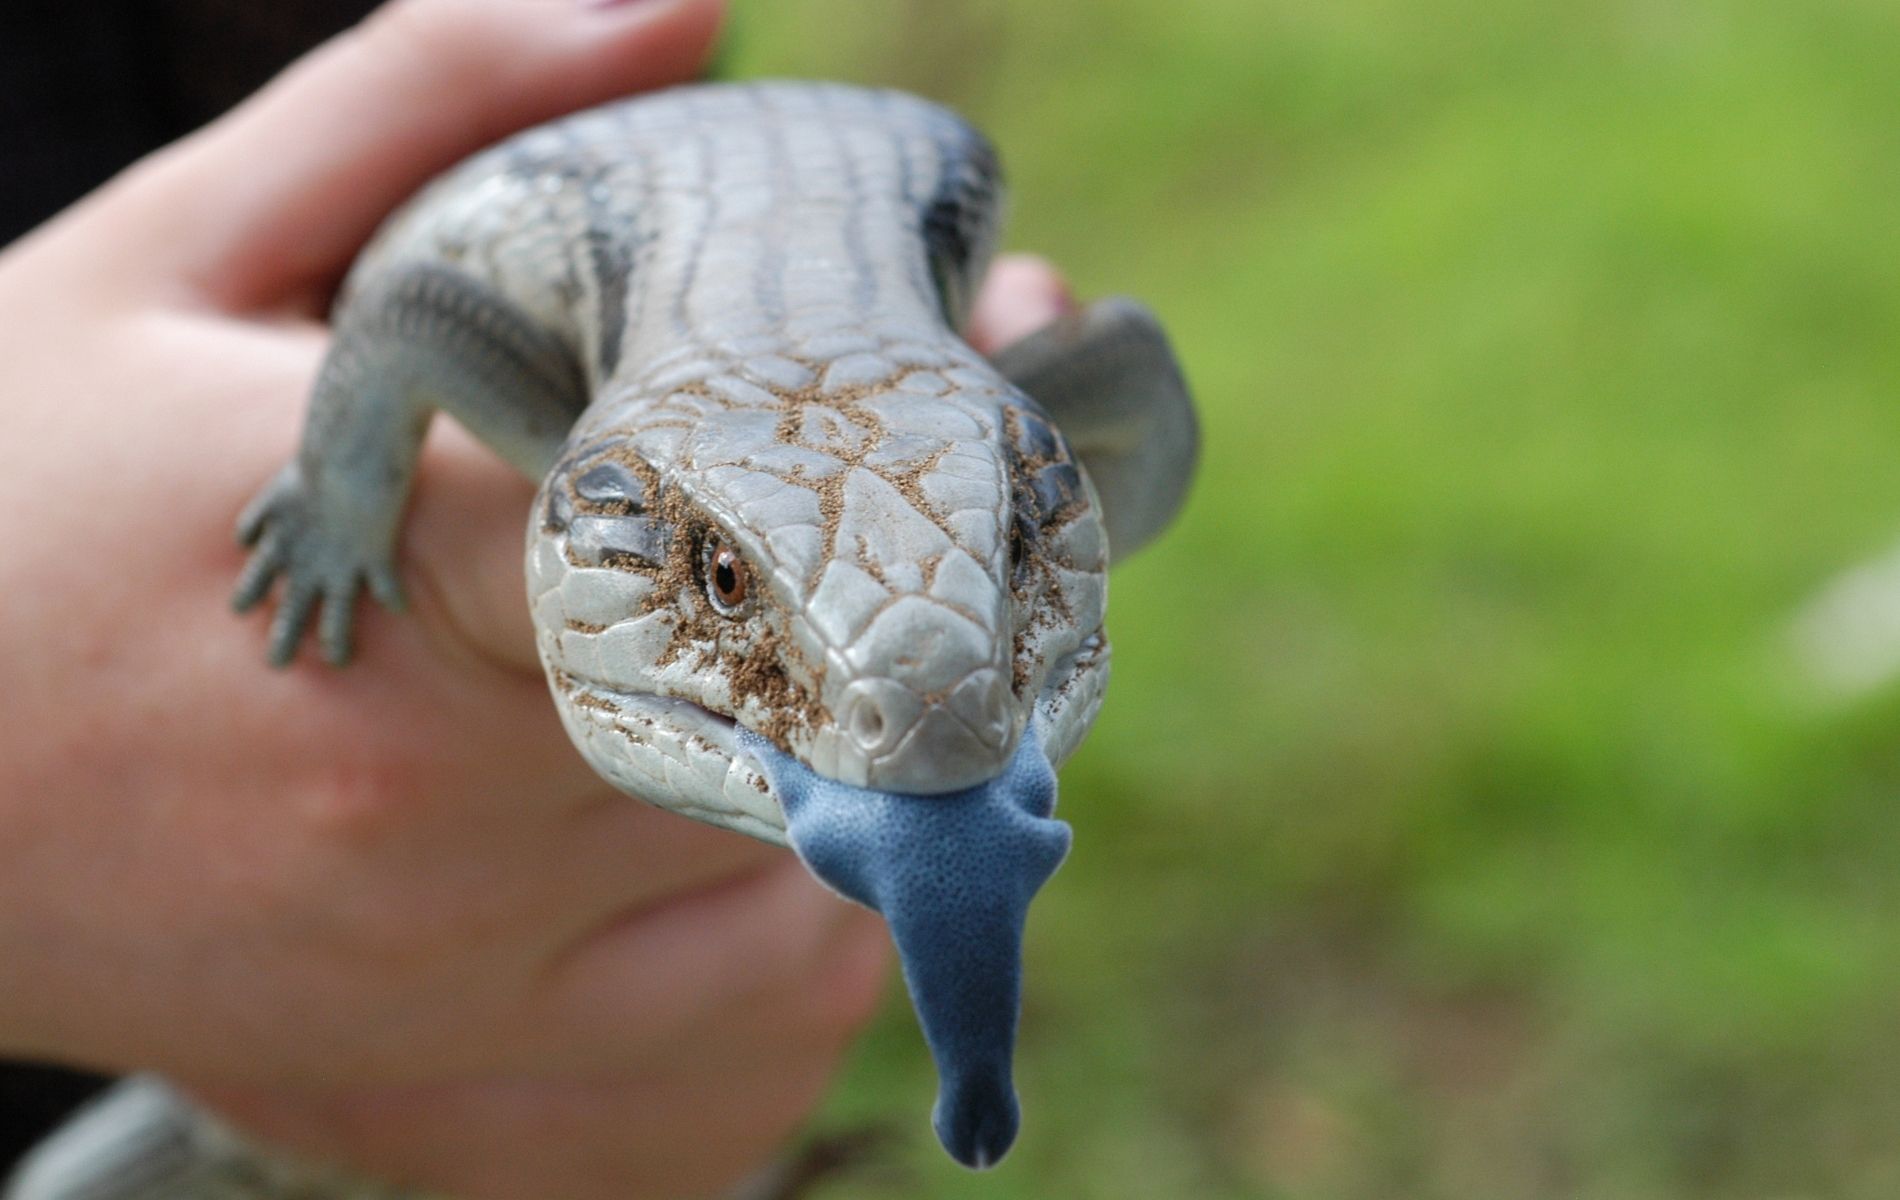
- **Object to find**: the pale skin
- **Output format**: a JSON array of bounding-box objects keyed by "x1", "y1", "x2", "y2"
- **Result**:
[{"x1": 0, "y1": 0, "x2": 1075, "y2": 1196}]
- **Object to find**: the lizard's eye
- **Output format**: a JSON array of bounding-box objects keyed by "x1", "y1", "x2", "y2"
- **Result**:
[{"x1": 705, "y1": 538, "x2": 751, "y2": 614}]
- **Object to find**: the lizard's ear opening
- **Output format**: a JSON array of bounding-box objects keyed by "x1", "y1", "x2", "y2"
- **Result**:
[{"x1": 990, "y1": 298, "x2": 1199, "y2": 563}]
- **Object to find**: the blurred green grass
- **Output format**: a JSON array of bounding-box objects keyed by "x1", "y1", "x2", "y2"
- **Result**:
[{"x1": 727, "y1": 2, "x2": 1900, "y2": 1196}]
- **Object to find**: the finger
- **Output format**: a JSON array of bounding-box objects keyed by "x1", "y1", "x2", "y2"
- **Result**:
[
  {"x1": 536, "y1": 791, "x2": 787, "y2": 932},
  {"x1": 398, "y1": 422, "x2": 549, "y2": 676},
  {"x1": 640, "y1": 901, "x2": 891, "y2": 1076},
  {"x1": 532, "y1": 858, "x2": 876, "y2": 1062},
  {"x1": 193, "y1": 1043, "x2": 854, "y2": 1200},
  {"x1": 967, "y1": 253, "x2": 1077, "y2": 355},
  {"x1": 113, "y1": 0, "x2": 726, "y2": 309}
]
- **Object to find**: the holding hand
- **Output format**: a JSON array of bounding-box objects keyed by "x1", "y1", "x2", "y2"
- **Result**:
[{"x1": 0, "y1": 0, "x2": 1074, "y2": 1194}]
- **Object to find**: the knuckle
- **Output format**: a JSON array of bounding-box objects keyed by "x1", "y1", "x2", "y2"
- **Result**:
[
  {"x1": 253, "y1": 755, "x2": 457, "y2": 970},
  {"x1": 294, "y1": 749, "x2": 433, "y2": 848}
]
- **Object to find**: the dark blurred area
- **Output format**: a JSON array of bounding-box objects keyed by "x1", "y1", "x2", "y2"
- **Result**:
[{"x1": 0, "y1": 1, "x2": 376, "y2": 244}]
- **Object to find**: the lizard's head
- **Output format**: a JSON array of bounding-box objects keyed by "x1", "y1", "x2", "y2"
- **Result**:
[
  {"x1": 526, "y1": 366, "x2": 1107, "y2": 1167},
  {"x1": 528, "y1": 369, "x2": 1110, "y2": 838}
]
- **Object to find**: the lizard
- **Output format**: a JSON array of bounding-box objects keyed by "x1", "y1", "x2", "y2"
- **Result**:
[{"x1": 5, "y1": 79, "x2": 1197, "y2": 1198}]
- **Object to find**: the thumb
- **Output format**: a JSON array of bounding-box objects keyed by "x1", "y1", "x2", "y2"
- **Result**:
[{"x1": 110, "y1": 0, "x2": 725, "y2": 311}]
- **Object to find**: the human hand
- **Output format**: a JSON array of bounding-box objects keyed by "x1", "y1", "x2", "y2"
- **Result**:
[{"x1": 0, "y1": 0, "x2": 1074, "y2": 1194}]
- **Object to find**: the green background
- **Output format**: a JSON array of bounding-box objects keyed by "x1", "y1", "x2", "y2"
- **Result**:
[{"x1": 728, "y1": 3, "x2": 1900, "y2": 1196}]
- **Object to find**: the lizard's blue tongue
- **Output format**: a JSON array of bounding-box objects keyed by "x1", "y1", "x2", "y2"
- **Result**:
[{"x1": 738, "y1": 729, "x2": 1070, "y2": 1169}]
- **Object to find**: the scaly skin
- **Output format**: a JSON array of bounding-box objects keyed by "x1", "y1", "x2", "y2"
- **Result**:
[{"x1": 8, "y1": 80, "x2": 1196, "y2": 1198}]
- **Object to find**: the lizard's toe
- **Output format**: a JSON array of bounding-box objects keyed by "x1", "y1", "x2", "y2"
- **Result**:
[
  {"x1": 267, "y1": 581, "x2": 322, "y2": 669},
  {"x1": 319, "y1": 587, "x2": 361, "y2": 667},
  {"x1": 231, "y1": 529, "x2": 287, "y2": 613},
  {"x1": 366, "y1": 563, "x2": 406, "y2": 613},
  {"x1": 234, "y1": 470, "x2": 397, "y2": 668}
]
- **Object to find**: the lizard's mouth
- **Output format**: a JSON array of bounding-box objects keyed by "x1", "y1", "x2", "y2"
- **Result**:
[
  {"x1": 546, "y1": 627, "x2": 1108, "y2": 844},
  {"x1": 547, "y1": 672, "x2": 787, "y2": 843}
]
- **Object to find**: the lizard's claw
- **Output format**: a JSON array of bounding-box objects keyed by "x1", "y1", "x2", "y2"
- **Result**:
[{"x1": 232, "y1": 466, "x2": 405, "y2": 667}]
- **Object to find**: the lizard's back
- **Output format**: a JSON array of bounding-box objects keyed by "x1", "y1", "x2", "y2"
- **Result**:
[{"x1": 353, "y1": 81, "x2": 1004, "y2": 400}]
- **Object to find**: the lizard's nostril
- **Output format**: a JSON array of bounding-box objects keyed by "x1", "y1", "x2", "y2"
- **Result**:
[
  {"x1": 852, "y1": 700, "x2": 887, "y2": 747},
  {"x1": 842, "y1": 680, "x2": 916, "y2": 759}
]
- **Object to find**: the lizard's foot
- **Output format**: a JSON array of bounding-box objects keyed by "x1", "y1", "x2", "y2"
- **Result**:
[{"x1": 232, "y1": 467, "x2": 405, "y2": 668}]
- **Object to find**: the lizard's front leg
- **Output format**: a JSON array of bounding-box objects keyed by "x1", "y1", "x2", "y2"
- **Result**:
[{"x1": 233, "y1": 262, "x2": 586, "y2": 666}]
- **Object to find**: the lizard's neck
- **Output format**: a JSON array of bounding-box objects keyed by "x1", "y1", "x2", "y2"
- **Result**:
[
  {"x1": 603, "y1": 200, "x2": 956, "y2": 394},
  {"x1": 579, "y1": 219, "x2": 984, "y2": 440}
]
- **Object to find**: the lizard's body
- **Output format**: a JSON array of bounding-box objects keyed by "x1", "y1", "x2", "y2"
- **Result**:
[{"x1": 7, "y1": 81, "x2": 1196, "y2": 1198}]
